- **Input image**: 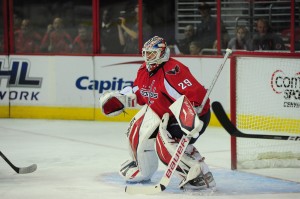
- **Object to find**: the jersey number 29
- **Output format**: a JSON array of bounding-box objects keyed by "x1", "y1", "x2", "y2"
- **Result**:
[{"x1": 178, "y1": 79, "x2": 192, "y2": 90}]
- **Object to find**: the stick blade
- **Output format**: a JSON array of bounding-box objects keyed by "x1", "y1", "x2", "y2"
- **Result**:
[
  {"x1": 211, "y1": 101, "x2": 239, "y2": 136},
  {"x1": 212, "y1": 101, "x2": 300, "y2": 141},
  {"x1": 125, "y1": 184, "x2": 165, "y2": 195},
  {"x1": 18, "y1": 164, "x2": 37, "y2": 174}
]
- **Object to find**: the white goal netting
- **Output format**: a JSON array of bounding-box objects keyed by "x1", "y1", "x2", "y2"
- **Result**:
[{"x1": 234, "y1": 55, "x2": 300, "y2": 169}]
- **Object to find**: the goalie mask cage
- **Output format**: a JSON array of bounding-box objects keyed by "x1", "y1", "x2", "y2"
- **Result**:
[{"x1": 230, "y1": 51, "x2": 300, "y2": 170}]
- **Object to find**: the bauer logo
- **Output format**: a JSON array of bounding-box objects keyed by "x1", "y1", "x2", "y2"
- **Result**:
[
  {"x1": 270, "y1": 70, "x2": 300, "y2": 108},
  {"x1": 75, "y1": 76, "x2": 133, "y2": 93}
]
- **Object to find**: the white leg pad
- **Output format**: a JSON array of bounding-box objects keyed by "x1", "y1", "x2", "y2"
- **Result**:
[
  {"x1": 155, "y1": 124, "x2": 211, "y2": 180},
  {"x1": 119, "y1": 105, "x2": 160, "y2": 182}
]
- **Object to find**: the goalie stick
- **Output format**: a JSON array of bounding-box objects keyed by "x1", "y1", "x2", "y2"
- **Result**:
[
  {"x1": 0, "y1": 151, "x2": 37, "y2": 174},
  {"x1": 212, "y1": 101, "x2": 300, "y2": 141},
  {"x1": 125, "y1": 49, "x2": 232, "y2": 194}
]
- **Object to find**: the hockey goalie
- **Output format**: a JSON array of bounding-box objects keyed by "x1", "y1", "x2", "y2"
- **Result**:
[{"x1": 99, "y1": 36, "x2": 216, "y2": 190}]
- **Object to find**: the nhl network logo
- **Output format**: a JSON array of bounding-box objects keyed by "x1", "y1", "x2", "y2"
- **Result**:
[
  {"x1": 0, "y1": 59, "x2": 42, "y2": 101},
  {"x1": 0, "y1": 59, "x2": 42, "y2": 88}
]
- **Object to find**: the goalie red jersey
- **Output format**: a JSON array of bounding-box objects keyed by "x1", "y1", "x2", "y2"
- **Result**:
[{"x1": 132, "y1": 57, "x2": 210, "y2": 119}]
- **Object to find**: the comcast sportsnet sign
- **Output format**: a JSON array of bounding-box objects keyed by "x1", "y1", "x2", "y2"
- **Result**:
[{"x1": 271, "y1": 70, "x2": 300, "y2": 108}]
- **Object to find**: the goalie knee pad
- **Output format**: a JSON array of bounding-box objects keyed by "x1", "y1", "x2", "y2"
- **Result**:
[{"x1": 120, "y1": 105, "x2": 160, "y2": 182}]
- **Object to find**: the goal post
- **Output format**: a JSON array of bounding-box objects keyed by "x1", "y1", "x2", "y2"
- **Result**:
[{"x1": 230, "y1": 51, "x2": 300, "y2": 170}]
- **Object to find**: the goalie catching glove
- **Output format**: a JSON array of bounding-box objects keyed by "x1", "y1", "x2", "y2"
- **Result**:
[{"x1": 99, "y1": 88, "x2": 137, "y2": 116}]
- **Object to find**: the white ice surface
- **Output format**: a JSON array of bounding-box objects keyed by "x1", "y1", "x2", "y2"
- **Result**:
[{"x1": 0, "y1": 119, "x2": 299, "y2": 199}]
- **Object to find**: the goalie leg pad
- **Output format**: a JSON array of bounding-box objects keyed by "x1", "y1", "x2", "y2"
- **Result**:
[
  {"x1": 155, "y1": 113, "x2": 215, "y2": 189},
  {"x1": 120, "y1": 105, "x2": 160, "y2": 182},
  {"x1": 155, "y1": 131, "x2": 206, "y2": 178}
]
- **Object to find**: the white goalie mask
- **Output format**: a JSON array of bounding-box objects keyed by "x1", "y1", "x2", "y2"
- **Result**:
[{"x1": 142, "y1": 36, "x2": 170, "y2": 72}]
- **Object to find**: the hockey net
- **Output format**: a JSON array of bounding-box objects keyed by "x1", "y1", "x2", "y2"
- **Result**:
[{"x1": 230, "y1": 52, "x2": 300, "y2": 169}]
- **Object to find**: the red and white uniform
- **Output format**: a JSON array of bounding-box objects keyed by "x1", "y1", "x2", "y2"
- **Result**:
[
  {"x1": 132, "y1": 57, "x2": 210, "y2": 119},
  {"x1": 100, "y1": 36, "x2": 215, "y2": 188}
]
